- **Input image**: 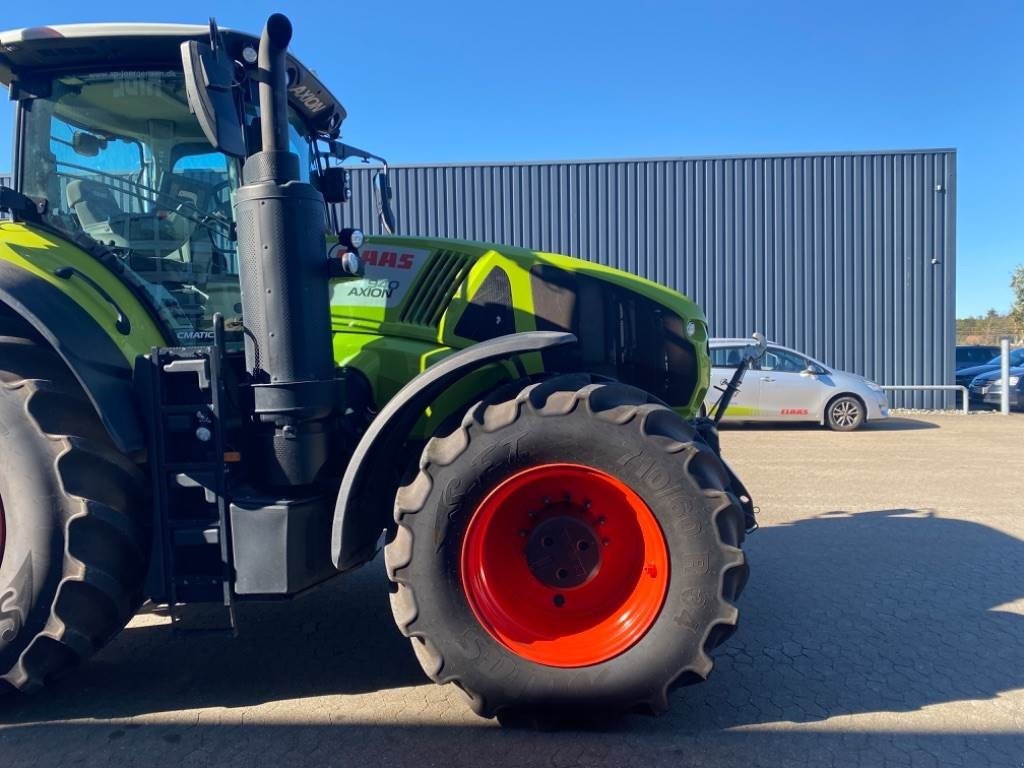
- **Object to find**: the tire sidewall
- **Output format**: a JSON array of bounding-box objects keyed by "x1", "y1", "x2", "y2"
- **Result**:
[
  {"x1": 0, "y1": 385, "x2": 65, "y2": 667},
  {"x1": 404, "y1": 403, "x2": 735, "y2": 709}
]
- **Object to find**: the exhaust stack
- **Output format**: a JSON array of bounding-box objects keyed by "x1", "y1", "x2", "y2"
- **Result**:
[{"x1": 233, "y1": 13, "x2": 337, "y2": 487}]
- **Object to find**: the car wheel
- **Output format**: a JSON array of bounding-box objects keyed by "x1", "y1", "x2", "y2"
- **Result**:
[{"x1": 826, "y1": 395, "x2": 865, "y2": 431}]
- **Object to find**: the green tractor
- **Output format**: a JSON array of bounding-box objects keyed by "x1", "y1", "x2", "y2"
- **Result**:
[{"x1": 0, "y1": 14, "x2": 755, "y2": 717}]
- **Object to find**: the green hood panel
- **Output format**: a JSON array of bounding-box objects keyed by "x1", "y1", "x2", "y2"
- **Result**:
[{"x1": 331, "y1": 236, "x2": 711, "y2": 415}]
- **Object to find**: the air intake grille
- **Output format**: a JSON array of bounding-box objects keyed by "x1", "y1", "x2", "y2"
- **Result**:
[{"x1": 400, "y1": 250, "x2": 473, "y2": 327}]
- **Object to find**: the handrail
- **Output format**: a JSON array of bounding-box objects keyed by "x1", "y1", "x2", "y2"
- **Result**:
[{"x1": 881, "y1": 385, "x2": 969, "y2": 415}]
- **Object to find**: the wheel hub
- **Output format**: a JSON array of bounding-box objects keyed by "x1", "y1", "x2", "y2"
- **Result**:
[
  {"x1": 461, "y1": 463, "x2": 670, "y2": 668},
  {"x1": 524, "y1": 514, "x2": 602, "y2": 589}
]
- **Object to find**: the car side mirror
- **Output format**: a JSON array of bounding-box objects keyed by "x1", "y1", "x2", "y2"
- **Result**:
[
  {"x1": 181, "y1": 25, "x2": 246, "y2": 158},
  {"x1": 374, "y1": 169, "x2": 397, "y2": 234},
  {"x1": 802, "y1": 364, "x2": 825, "y2": 377}
]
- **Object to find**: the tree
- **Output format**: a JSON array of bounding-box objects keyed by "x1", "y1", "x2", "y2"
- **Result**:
[{"x1": 1013, "y1": 265, "x2": 1024, "y2": 337}]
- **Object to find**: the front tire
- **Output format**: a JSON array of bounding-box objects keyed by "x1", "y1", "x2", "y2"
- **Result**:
[
  {"x1": 385, "y1": 374, "x2": 748, "y2": 718},
  {"x1": 826, "y1": 395, "x2": 865, "y2": 431},
  {"x1": 0, "y1": 331, "x2": 147, "y2": 693}
]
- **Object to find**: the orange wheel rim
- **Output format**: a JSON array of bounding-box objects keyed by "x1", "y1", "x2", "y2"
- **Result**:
[{"x1": 461, "y1": 463, "x2": 669, "y2": 667}]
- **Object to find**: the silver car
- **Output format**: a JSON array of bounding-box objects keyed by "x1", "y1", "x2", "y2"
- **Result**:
[{"x1": 704, "y1": 339, "x2": 890, "y2": 431}]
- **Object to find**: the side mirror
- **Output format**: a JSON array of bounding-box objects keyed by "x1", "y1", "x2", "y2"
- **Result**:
[
  {"x1": 319, "y1": 167, "x2": 351, "y2": 204},
  {"x1": 802, "y1": 364, "x2": 826, "y2": 376},
  {"x1": 181, "y1": 31, "x2": 246, "y2": 158},
  {"x1": 72, "y1": 132, "x2": 107, "y2": 157},
  {"x1": 374, "y1": 170, "x2": 397, "y2": 234}
]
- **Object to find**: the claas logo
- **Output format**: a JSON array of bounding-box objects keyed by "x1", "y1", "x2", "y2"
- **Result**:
[{"x1": 362, "y1": 250, "x2": 416, "y2": 270}]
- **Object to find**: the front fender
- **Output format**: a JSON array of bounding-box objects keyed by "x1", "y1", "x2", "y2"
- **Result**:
[
  {"x1": 331, "y1": 330, "x2": 576, "y2": 571},
  {"x1": 0, "y1": 260, "x2": 146, "y2": 454}
]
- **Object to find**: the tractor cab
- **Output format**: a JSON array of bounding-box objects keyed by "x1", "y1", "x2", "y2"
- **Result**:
[{"x1": 0, "y1": 23, "x2": 352, "y2": 343}]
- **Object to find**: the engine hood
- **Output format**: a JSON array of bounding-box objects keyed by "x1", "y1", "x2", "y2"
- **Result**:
[{"x1": 330, "y1": 235, "x2": 711, "y2": 410}]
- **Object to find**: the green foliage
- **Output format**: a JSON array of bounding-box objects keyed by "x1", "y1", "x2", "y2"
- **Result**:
[
  {"x1": 1012, "y1": 265, "x2": 1024, "y2": 336},
  {"x1": 956, "y1": 309, "x2": 1017, "y2": 345}
]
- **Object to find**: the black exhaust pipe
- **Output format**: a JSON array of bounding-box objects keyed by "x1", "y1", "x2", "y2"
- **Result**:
[
  {"x1": 233, "y1": 13, "x2": 338, "y2": 487},
  {"x1": 257, "y1": 13, "x2": 291, "y2": 154}
]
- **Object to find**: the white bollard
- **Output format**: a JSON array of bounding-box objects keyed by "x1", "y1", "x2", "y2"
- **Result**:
[{"x1": 1001, "y1": 337, "x2": 1011, "y2": 415}]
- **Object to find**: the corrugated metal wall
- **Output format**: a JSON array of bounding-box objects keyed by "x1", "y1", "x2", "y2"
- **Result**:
[
  {"x1": 0, "y1": 174, "x2": 10, "y2": 220},
  {"x1": 339, "y1": 150, "x2": 956, "y2": 408}
]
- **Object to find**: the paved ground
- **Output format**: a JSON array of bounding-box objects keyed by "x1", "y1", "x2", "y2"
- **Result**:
[{"x1": 1, "y1": 413, "x2": 1022, "y2": 767}]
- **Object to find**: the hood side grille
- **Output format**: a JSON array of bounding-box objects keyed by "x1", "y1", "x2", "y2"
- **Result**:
[{"x1": 400, "y1": 249, "x2": 473, "y2": 328}]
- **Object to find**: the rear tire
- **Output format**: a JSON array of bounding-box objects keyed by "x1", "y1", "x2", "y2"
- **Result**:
[
  {"x1": 826, "y1": 394, "x2": 865, "y2": 431},
  {"x1": 0, "y1": 330, "x2": 147, "y2": 693},
  {"x1": 385, "y1": 374, "x2": 748, "y2": 718}
]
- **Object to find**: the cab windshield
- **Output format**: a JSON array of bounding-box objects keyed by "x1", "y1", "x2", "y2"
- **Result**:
[{"x1": 20, "y1": 69, "x2": 315, "y2": 343}]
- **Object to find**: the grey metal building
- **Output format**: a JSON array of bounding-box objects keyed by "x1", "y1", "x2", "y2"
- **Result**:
[
  {"x1": 341, "y1": 149, "x2": 957, "y2": 408},
  {"x1": 3, "y1": 150, "x2": 958, "y2": 407}
]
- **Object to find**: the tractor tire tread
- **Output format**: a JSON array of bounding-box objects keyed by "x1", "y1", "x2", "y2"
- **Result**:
[
  {"x1": 384, "y1": 373, "x2": 748, "y2": 718},
  {"x1": 0, "y1": 338, "x2": 146, "y2": 693}
]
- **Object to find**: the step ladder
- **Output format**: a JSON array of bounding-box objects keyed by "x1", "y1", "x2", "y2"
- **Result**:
[{"x1": 143, "y1": 316, "x2": 237, "y2": 634}]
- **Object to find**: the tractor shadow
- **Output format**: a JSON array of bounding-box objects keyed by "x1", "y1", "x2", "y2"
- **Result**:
[
  {"x1": 0, "y1": 561, "x2": 426, "y2": 721},
  {"x1": 0, "y1": 508, "x2": 1021, "y2": 737},
  {"x1": 660, "y1": 508, "x2": 1024, "y2": 732}
]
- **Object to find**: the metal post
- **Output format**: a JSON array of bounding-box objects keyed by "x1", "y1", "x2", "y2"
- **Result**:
[{"x1": 1001, "y1": 337, "x2": 1011, "y2": 415}]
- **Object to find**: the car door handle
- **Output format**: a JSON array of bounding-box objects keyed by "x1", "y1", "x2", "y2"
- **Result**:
[{"x1": 760, "y1": 376, "x2": 775, "y2": 382}]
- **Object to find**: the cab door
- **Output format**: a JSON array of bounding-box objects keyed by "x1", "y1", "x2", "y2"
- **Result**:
[
  {"x1": 756, "y1": 347, "x2": 823, "y2": 421},
  {"x1": 705, "y1": 344, "x2": 761, "y2": 420}
]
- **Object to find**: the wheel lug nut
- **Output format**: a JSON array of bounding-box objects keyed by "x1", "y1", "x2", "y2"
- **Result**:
[
  {"x1": 597, "y1": 516, "x2": 606, "y2": 526},
  {"x1": 602, "y1": 538, "x2": 610, "y2": 547},
  {"x1": 553, "y1": 594, "x2": 565, "y2": 607}
]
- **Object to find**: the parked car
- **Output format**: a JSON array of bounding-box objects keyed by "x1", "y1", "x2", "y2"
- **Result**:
[
  {"x1": 956, "y1": 345, "x2": 1001, "y2": 370},
  {"x1": 968, "y1": 366, "x2": 1024, "y2": 410},
  {"x1": 955, "y1": 348, "x2": 1024, "y2": 391},
  {"x1": 705, "y1": 339, "x2": 889, "y2": 431}
]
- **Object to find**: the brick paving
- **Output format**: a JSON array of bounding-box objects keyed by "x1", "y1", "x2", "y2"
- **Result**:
[{"x1": 1, "y1": 414, "x2": 1021, "y2": 767}]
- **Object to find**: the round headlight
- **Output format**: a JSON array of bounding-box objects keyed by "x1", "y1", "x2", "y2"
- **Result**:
[
  {"x1": 242, "y1": 46, "x2": 258, "y2": 64},
  {"x1": 349, "y1": 229, "x2": 365, "y2": 249}
]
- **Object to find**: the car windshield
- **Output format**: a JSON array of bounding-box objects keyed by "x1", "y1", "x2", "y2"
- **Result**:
[{"x1": 20, "y1": 69, "x2": 316, "y2": 344}]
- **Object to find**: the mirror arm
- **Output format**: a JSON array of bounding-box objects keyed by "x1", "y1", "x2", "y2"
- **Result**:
[{"x1": 327, "y1": 139, "x2": 389, "y2": 166}]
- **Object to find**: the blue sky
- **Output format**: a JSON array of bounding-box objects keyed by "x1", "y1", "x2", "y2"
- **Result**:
[{"x1": 1, "y1": 0, "x2": 1020, "y2": 316}]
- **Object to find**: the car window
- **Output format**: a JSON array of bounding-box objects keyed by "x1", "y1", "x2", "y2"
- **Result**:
[
  {"x1": 760, "y1": 348, "x2": 808, "y2": 373},
  {"x1": 985, "y1": 349, "x2": 1024, "y2": 366},
  {"x1": 958, "y1": 348, "x2": 997, "y2": 367},
  {"x1": 710, "y1": 346, "x2": 745, "y2": 368}
]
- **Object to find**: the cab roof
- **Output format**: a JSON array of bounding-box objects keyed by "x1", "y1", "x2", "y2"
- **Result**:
[{"x1": 0, "y1": 22, "x2": 346, "y2": 134}]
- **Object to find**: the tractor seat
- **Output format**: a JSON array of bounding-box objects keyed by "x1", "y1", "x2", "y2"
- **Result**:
[{"x1": 66, "y1": 179, "x2": 124, "y2": 229}]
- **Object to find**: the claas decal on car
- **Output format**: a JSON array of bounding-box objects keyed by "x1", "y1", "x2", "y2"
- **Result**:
[{"x1": 780, "y1": 408, "x2": 810, "y2": 415}]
